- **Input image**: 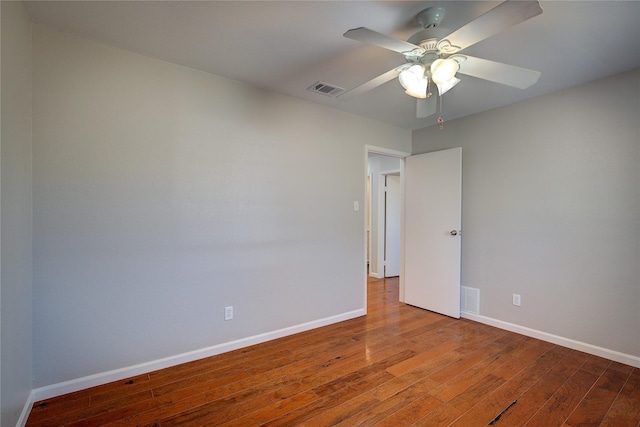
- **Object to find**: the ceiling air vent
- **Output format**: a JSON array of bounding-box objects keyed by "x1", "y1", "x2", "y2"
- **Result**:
[{"x1": 307, "y1": 81, "x2": 345, "y2": 97}]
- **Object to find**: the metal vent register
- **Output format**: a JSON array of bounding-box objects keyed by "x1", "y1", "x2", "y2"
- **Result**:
[
  {"x1": 461, "y1": 286, "x2": 480, "y2": 314},
  {"x1": 307, "y1": 81, "x2": 345, "y2": 97}
]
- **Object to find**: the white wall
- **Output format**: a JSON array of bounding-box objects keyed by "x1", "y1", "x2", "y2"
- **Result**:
[
  {"x1": 413, "y1": 69, "x2": 640, "y2": 359},
  {"x1": 1, "y1": 1, "x2": 34, "y2": 425},
  {"x1": 32, "y1": 26, "x2": 411, "y2": 388}
]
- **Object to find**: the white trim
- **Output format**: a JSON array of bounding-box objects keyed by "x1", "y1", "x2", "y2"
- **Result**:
[
  {"x1": 365, "y1": 144, "x2": 409, "y2": 287},
  {"x1": 363, "y1": 148, "x2": 370, "y2": 310},
  {"x1": 399, "y1": 160, "x2": 406, "y2": 302},
  {"x1": 17, "y1": 391, "x2": 36, "y2": 427},
  {"x1": 461, "y1": 311, "x2": 640, "y2": 368},
  {"x1": 365, "y1": 145, "x2": 410, "y2": 159},
  {"x1": 366, "y1": 173, "x2": 372, "y2": 281},
  {"x1": 376, "y1": 173, "x2": 386, "y2": 278},
  {"x1": 30, "y1": 309, "x2": 365, "y2": 402},
  {"x1": 380, "y1": 168, "x2": 402, "y2": 175},
  {"x1": 376, "y1": 170, "x2": 400, "y2": 279}
]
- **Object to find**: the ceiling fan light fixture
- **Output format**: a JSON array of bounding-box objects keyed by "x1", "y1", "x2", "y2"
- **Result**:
[
  {"x1": 437, "y1": 76, "x2": 460, "y2": 96},
  {"x1": 399, "y1": 64, "x2": 427, "y2": 98},
  {"x1": 431, "y1": 58, "x2": 459, "y2": 85},
  {"x1": 398, "y1": 64, "x2": 423, "y2": 88},
  {"x1": 404, "y1": 78, "x2": 429, "y2": 99},
  {"x1": 342, "y1": 0, "x2": 543, "y2": 118}
]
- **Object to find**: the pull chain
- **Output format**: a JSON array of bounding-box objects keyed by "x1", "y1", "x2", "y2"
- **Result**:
[{"x1": 438, "y1": 93, "x2": 444, "y2": 130}]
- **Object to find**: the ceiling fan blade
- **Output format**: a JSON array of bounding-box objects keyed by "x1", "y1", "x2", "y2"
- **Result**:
[
  {"x1": 454, "y1": 55, "x2": 540, "y2": 89},
  {"x1": 416, "y1": 96, "x2": 437, "y2": 118},
  {"x1": 344, "y1": 27, "x2": 424, "y2": 55},
  {"x1": 437, "y1": 0, "x2": 542, "y2": 54},
  {"x1": 338, "y1": 67, "x2": 402, "y2": 101}
]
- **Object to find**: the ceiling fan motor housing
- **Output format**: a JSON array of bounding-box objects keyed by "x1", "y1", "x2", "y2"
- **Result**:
[
  {"x1": 408, "y1": 27, "x2": 452, "y2": 54},
  {"x1": 407, "y1": 7, "x2": 455, "y2": 63},
  {"x1": 417, "y1": 7, "x2": 445, "y2": 28},
  {"x1": 406, "y1": 30, "x2": 450, "y2": 67}
]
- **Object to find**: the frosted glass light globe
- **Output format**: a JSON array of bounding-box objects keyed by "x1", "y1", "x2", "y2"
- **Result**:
[{"x1": 431, "y1": 58, "x2": 459, "y2": 85}]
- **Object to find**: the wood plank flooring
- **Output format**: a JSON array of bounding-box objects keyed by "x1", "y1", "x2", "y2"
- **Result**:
[{"x1": 27, "y1": 277, "x2": 640, "y2": 426}]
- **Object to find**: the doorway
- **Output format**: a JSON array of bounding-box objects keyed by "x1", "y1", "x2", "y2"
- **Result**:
[
  {"x1": 364, "y1": 145, "x2": 462, "y2": 319},
  {"x1": 366, "y1": 152, "x2": 403, "y2": 279},
  {"x1": 365, "y1": 146, "x2": 409, "y2": 293},
  {"x1": 383, "y1": 173, "x2": 401, "y2": 277}
]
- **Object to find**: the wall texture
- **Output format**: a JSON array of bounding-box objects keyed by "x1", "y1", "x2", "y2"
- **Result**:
[
  {"x1": 32, "y1": 26, "x2": 411, "y2": 388},
  {"x1": 1, "y1": 1, "x2": 34, "y2": 425},
  {"x1": 413, "y1": 69, "x2": 640, "y2": 358}
]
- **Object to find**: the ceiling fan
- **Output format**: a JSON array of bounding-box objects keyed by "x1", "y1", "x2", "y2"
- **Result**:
[{"x1": 339, "y1": 0, "x2": 543, "y2": 119}]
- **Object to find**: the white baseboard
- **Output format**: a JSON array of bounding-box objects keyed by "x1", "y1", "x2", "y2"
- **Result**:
[
  {"x1": 17, "y1": 390, "x2": 36, "y2": 427},
  {"x1": 461, "y1": 311, "x2": 640, "y2": 368},
  {"x1": 30, "y1": 308, "x2": 366, "y2": 404}
]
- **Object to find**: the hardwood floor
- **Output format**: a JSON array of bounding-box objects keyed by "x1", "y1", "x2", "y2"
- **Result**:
[{"x1": 27, "y1": 276, "x2": 640, "y2": 426}]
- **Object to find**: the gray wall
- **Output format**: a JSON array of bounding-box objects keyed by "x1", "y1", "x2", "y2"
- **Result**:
[
  {"x1": 1, "y1": 1, "x2": 34, "y2": 425},
  {"x1": 413, "y1": 69, "x2": 640, "y2": 357},
  {"x1": 32, "y1": 26, "x2": 411, "y2": 387}
]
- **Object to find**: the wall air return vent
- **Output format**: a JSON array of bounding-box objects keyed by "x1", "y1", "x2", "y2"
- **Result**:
[
  {"x1": 307, "y1": 81, "x2": 345, "y2": 97},
  {"x1": 461, "y1": 286, "x2": 480, "y2": 314}
]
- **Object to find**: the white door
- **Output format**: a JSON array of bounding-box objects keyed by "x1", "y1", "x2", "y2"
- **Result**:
[
  {"x1": 403, "y1": 148, "x2": 462, "y2": 318},
  {"x1": 384, "y1": 174, "x2": 401, "y2": 277}
]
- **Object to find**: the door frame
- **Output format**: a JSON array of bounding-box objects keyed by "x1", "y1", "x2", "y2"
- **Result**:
[
  {"x1": 370, "y1": 169, "x2": 401, "y2": 279},
  {"x1": 364, "y1": 145, "x2": 410, "y2": 311},
  {"x1": 380, "y1": 172, "x2": 401, "y2": 278}
]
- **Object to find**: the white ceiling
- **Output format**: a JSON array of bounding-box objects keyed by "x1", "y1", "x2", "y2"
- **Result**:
[{"x1": 25, "y1": 1, "x2": 640, "y2": 131}]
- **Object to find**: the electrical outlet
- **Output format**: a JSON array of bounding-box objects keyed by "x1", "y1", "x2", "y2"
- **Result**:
[
  {"x1": 512, "y1": 294, "x2": 521, "y2": 306},
  {"x1": 224, "y1": 306, "x2": 233, "y2": 321}
]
